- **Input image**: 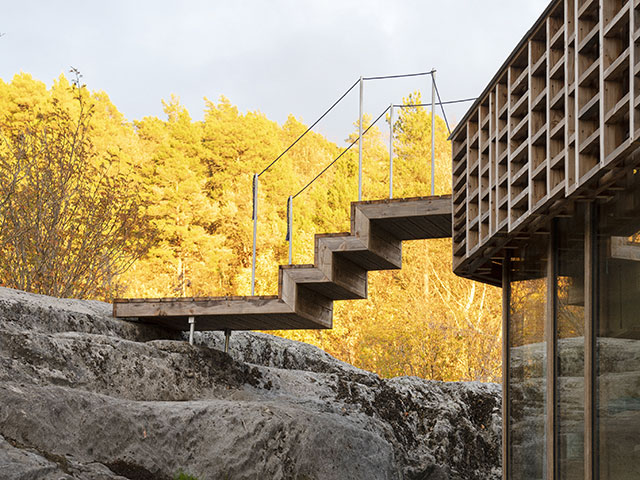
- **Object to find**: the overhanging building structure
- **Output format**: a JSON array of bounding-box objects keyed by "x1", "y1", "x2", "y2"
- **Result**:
[{"x1": 450, "y1": 0, "x2": 640, "y2": 478}]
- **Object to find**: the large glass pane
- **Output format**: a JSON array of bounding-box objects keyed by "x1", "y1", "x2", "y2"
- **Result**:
[
  {"x1": 597, "y1": 185, "x2": 640, "y2": 480},
  {"x1": 509, "y1": 239, "x2": 548, "y2": 480},
  {"x1": 556, "y1": 212, "x2": 585, "y2": 480}
]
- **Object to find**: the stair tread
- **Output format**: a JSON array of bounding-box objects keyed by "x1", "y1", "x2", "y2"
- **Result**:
[
  {"x1": 353, "y1": 194, "x2": 451, "y2": 207},
  {"x1": 281, "y1": 262, "x2": 367, "y2": 301},
  {"x1": 316, "y1": 234, "x2": 401, "y2": 270},
  {"x1": 114, "y1": 294, "x2": 280, "y2": 303},
  {"x1": 355, "y1": 195, "x2": 452, "y2": 240}
]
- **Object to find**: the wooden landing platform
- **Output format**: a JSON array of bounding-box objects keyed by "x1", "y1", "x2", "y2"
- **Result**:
[{"x1": 113, "y1": 195, "x2": 452, "y2": 332}]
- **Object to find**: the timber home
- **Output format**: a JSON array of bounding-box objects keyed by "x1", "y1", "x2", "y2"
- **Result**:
[{"x1": 449, "y1": 0, "x2": 640, "y2": 478}]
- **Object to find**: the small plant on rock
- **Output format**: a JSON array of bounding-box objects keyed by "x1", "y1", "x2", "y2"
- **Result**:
[{"x1": 174, "y1": 471, "x2": 199, "y2": 480}]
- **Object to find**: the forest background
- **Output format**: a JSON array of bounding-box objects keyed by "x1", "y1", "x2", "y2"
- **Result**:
[{"x1": 0, "y1": 73, "x2": 501, "y2": 382}]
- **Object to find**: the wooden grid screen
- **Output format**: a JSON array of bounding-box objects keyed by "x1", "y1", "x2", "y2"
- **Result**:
[{"x1": 451, "y1": 0, "x2": 640, "y2": 279}]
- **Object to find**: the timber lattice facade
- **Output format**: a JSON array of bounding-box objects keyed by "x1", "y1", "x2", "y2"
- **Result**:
[{"x1": 450, "y1": 0, "x2": 640, "y2": 285}]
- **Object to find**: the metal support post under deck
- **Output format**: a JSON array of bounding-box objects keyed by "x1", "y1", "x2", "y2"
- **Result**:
[
  {"x1": 585, "y1": 203, "x2": 596, "y2": 480},
  {"x1": 501, "y1": 259, "x2": 510, "y2": 480},
  {"x1": 224, "y1": 329, "x2": 231, "y2": 353},
  {"x1": 188, "y1": 316, "x2": 195, "y2": 345}
]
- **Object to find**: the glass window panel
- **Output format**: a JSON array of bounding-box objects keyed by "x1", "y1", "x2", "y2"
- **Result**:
[
  {"x1": 556, "y1": 212, "x2": 585, "y2": 480},
  {"x1": 509, "y1": 239, "x2": 548, "y2": 480},
  {"x1": 597, "y1": 185, "x2": 640, "y2": 480}
]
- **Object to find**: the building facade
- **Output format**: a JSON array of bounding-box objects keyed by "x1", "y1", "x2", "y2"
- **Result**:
[{"x1": 450, "y1": 0, "x2": 640, "y2": 478}]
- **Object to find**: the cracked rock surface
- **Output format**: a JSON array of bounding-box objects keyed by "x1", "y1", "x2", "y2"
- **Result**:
[{"x1": 0, "y1": 286, "x2": 501, "y2": 480}]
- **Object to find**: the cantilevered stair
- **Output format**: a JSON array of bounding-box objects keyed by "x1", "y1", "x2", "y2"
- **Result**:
[{"x1": 113, "y1": 195, "x2": 452, "y2": 331}]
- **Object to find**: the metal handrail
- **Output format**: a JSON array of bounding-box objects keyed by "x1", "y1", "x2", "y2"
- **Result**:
[
  {"x1": 284, "y1": 97, "x2": 477, "y2": 265},
  {"x1": 285, "y1": 104, "x2": 390, "y2": 264},
  {"x1": 251, "y1": 69, "x2": 476, "y2": 293}
]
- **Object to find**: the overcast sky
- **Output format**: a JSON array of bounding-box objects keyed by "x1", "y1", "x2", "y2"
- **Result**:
[{"x1": 1, "y1": 1, "x2": 549, "y2": 144}]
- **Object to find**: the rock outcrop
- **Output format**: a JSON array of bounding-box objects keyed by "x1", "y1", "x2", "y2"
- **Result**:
[{"x1": 0, "y1": 287, "x2": 501, "y2": 480}]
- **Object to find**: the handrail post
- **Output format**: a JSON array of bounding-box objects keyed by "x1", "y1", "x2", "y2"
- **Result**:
[
  {"x1": 389, "y1": 103, "x2": 394, "y2": 199},
  {"x1": 431, "y1": 70, "x2": 436, "y2": 196},
  {"x1": 251, "y1": 173, "x2": 258, "y2": 296},
  {"x1": 286, "y1": 196, "x2": 293, "y2": 265},
  {"x1": 358, "y1": 75, "x2": 364, "y2": 201}
]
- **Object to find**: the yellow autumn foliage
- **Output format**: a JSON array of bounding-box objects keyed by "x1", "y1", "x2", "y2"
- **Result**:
[{"x1": 0, "y1": 73, "x2": 501, "y2": 382}]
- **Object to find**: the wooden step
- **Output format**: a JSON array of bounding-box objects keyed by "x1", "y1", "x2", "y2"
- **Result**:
[
  {"x1": 315, "y1": 233, "x2": 401, "y2": 271},
  {"x1": 280, "y1": 262, "x2": 367, "y2": 301},
  {"x1": 113, "y1": 296, "x2": 331, "y2": 331},
  {"x1": 353, "y1": 195, "x2": 452, "y2": 240},
  {"x1": 113, "y1": 195, "x2": 453, "y2": 332}
]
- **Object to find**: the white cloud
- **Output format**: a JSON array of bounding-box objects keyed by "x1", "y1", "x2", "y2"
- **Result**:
[{"x1": 0, "y1": 0, "x2": 551, "y2": 142}]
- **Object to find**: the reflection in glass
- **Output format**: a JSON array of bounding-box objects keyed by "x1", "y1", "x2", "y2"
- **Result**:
[
  {"x1": 597, "y1": 201, "x2": 640, "y2": 479},
  {"x1": 556, "y1": 213, "x2": 585, "y2": 480},
  {"x1": 509, "y1": 240, "x2": 548, "y2": 480}
]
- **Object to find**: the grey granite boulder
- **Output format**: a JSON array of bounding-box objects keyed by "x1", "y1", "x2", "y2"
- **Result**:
[{"x1": 0, "y1": 286, "x2": 501, "y2": 480}]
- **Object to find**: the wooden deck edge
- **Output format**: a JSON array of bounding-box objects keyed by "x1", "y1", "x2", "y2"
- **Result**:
[
  {"x1": 352, "y1": 194, "x2": 452, "y2": 206},
  {"x1": 113, "y1": 296, "x2": 289, "y2": 318},
  {"x1": 113, "y1": 294, "x2": 280, "y2": 304}
]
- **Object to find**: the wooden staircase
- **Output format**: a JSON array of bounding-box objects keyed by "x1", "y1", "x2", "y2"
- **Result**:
[{"x1": 113, "y1": 195, "x2": 452, "y2": 331}]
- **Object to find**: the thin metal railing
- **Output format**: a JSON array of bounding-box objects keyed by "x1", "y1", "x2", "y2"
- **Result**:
[
  {"x1": 359, "y1": 76, "x2": 364, "y2": 202},
  {"x1": 357, "y1": 70, "x2": 436, "y2": 201},
  {"x1": 286, "y1": 195, "x2": 293, "y2": 265},
  {"x1": 251, "y1": 173, "x2": 258, "y2": 295},
  {"x1": 386, "y1": 101, "x2": 442, "y2": 200},
  {"x1": 251, "y1": 78, "x2": 360, "y2": 294},
  {"x1": 284, "y1": 95, "x2": 478, "y2": 264},
  {"x1": 285, "y1": 105, "x2": 390, "y2": 264},
  {"x1": 252, "y1": 69, "x2": 476, "y2": 291}
]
